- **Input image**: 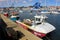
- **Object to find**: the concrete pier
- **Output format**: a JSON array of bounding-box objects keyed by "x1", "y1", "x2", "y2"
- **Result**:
[{"x1": 0, "y1": 14, "x2": 42, "y2": 40}]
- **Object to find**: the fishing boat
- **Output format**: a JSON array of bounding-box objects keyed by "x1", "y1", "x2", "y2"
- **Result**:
[
  {"x1": 41, "y1": 10, "x2": 51, "y2": 14},
  {"x1": 4, "y1": 12, "x2": 8, "y2": 17},
  {"x1": 16, "y1": 14, "x2": 56, "y2": 38},
  {"x1": 16, "y1": 2, "x2": 56, "y2": 38},
  {"x1": 10, "y1": 15, "x2": 17, "y2": 21}
]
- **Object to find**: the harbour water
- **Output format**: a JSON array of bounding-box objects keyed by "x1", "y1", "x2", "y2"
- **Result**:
[
  {"x1": 19, "y1": 10, "x2": 60, "y2": 40},
  {"x1": 46, "y1": 14, "x2": 60, "y2": 40}
]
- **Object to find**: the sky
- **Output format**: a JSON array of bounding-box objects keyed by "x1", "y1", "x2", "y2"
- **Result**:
[{"x1": 0, "y1": 0, "x2": 60, "y2": 7}]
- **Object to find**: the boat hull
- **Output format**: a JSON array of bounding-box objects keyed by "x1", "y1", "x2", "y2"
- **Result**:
[{"x1": 16, "y1": 21, "x2": 46, "y2": 38}]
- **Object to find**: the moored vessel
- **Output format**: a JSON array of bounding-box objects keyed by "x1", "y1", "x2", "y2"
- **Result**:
[{"x1": 16, "y1": 14, "x2": 56, "y2": 38}]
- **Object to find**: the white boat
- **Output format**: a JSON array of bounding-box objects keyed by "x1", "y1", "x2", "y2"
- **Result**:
[
  {"x1": 16, "y1": 15, "x2": 56, "y2": 38},
  {"x1": 19, "y1": 10, "x2": 23, "y2": 13},
  {"x1": 51, "y1": 11, "x2": 60, "y2": 14},
  {"x1": 10, "y1": 15, "x2": 17, "y2": 21},
  {"x1": 40, "y1": 10, "x2": 51, "y2": 14},
  {"x1": 30, "y1": 8, "x2": 40, "y2": 11},
  {"x1": 41, "y1": 11, "x2": 50, "y2": 14}
]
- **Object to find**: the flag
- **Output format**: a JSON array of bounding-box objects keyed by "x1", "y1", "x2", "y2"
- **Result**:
[{"x1": 33, "y1": 2, "x2": 41, "y2": 9}]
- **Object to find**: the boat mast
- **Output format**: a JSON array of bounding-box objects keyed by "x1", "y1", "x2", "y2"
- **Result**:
[
  {"x1": 56, "y1": 0, "x2": 57, "y2": 10},
  {"x1": 45, "y1": 0, "x2": 46, "y2": 6},
  {"x1": 10, "y1": 0, "x2": 14, "y2": 8},
  {"x1": 45, "y1": 0, "x2": 46, "y2": 9}
]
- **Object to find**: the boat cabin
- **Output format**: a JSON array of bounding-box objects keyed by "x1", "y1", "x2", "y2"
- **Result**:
[
  {"x1": 34, "y1": 15, "x2": 48, "y2": 25},
  {"x1": 23, "y1": 15, "x2": 48, "y2": 26}
]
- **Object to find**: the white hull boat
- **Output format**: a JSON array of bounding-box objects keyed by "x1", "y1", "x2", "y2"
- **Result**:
[{"x1": 16, "y1": 15, "x2": 56, "y2": 38}]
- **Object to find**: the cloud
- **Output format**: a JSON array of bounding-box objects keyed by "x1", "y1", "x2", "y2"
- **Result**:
[
  {"x1": 23, "y1": 1, "x2": 27, "y2": 4},
  {"x1": 56, "y1": 0, "x2": 60, "y2": 2},
  {"x1": 39, "y1": 0, "x2": 42, "y2": 3},
  {"x1": 10, "y1": 0, "x2": 23, "y2": 3},
  {"x1": 0, "y1": 0, "x2": 7, "y2": 1},
  {"x1": 29, "y1": 0, "x2": 32, "y2": 2}
]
